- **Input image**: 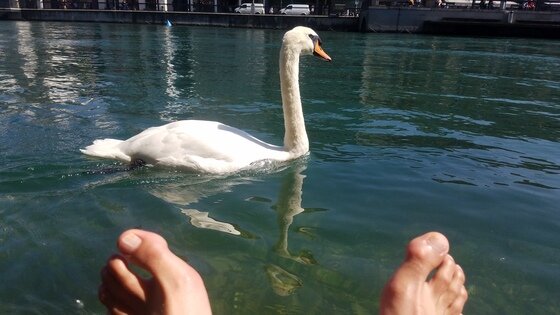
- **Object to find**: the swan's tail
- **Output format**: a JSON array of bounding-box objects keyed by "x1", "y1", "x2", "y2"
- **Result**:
[{"x1": 80, "y1": 139, "x2": 131, "y2": 162}]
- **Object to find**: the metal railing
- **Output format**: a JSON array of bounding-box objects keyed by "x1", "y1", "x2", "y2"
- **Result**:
[
  {"x1": 12, "y1": 0, "x2": 367, "y2": 14},
  {"x1": 364, "y1": 0, "x2": 560, "y2": 10}
]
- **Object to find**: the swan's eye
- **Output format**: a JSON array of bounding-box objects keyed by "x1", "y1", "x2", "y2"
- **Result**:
[{"x1": 308, "y1": 34, "x2": 322, "y2": 45}]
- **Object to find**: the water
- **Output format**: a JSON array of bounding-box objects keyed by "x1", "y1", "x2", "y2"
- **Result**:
[{"x1": 1, "y1": 21, "x2": 559, "y2": 314}]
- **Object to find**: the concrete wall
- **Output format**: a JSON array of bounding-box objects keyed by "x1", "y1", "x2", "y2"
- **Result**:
[
  {"x1": 360, "y1": 7, "x2": 507, "y2": 32},
  {"x1": 511, "y1": 9, "x2": 560, "y2": 23},
  {"x1": 359, "y1": 6, "x2": 560, "y2": 37},
  {"x1": 0, "y1": 9, "x2": 359, "y2": 31}
]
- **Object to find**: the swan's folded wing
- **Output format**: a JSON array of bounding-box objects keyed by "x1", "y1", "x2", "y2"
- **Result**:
[{"x1": 120, "y1": 120, "x2": 288, "y2": 173}]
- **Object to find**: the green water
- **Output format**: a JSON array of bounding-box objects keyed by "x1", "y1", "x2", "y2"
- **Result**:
[{"x1": 1, "y1": 21, "x2": 559, "y2": 314}]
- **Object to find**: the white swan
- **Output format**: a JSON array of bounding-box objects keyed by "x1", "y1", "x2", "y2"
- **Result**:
[{"x1": 81, "y1": 26, "x2": 331, "y2": 174}]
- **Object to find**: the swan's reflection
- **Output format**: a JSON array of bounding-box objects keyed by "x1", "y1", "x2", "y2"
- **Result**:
[
  {"x1": 147, "y1": 162, "x2": 311, "y2": 244},
  {"x1": 271, "y1": 163, "x2": 317, "y2": 265},
  {"x1": 147, "y1": 175, "x2": 253, "y2": 235},
  {"x1": 146, "y1": 161, "x2": 314, "y2": 294},
  {"x1": 264, "y1": 162, "x2": 318, "y2": 295}
]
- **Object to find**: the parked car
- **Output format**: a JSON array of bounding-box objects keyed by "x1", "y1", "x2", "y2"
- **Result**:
[
  {"x1": 234, "y1": 3, "x2": 265, "y2": 14},
  {"x1": 280, "y1": 4, "x2": 311, "y2": 15}
]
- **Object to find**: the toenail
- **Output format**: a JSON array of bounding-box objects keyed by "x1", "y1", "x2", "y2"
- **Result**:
[
  {"x1": 426, "y1": 235, "x2": 447, "y2": 255},
  {"x1": 121, "y1": 233, "x2": 142, "y2": 252}
]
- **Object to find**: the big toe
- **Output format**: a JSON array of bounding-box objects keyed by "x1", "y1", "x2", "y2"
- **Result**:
[
  {"x1": 117, "y1": 229, "x2": 212, "y2": 315},
  {"x1": 382, "y1": 232, "x2": 450, "y2": 298},
  {"x1": 118, "y1": 229, "x2": 193, "y2": 285},
  {"x1": 405, "y1": 231, "x2": 450, "y2": 276}
]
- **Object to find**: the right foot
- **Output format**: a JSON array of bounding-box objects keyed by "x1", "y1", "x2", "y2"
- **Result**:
[{"x1": 380, "y1": 232, "x2": 468, "y2": 315}]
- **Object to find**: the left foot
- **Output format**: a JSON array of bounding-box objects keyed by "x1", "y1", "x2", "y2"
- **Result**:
[{"x1": 99, "y1": 229, "x2": 212, "y2": 315}]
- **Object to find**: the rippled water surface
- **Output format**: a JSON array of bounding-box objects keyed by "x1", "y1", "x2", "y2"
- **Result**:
[{"x1": 1, "y1": 21, "x2": 559, "y2": 314}]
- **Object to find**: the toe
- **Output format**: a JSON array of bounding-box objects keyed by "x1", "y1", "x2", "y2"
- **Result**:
[
  {"x1": 447, "y1": 286, "x2": 468, "y2": 315},
  {"x1": 117, "y1": 229, "x2": 198, "y2": 288},
  {"x1": 99, "y1": 283, "x2": 134, "y2": 315},
  {"x1": 405, "y1": 232, "x2": 450, "y2": 276},
  {"x1": 452, "y1": 264, "x2": 466, "y2": 288},
  {"x1": 446, "y1": 265, "x2": 467, "y2": 309},
  {"x1": 100, "y1": 256, "x2": 146, "y2": 314},
  {"x1": 106, "y1": 255, "x2": 146, "y2": 302},
  {"x1": 98, "y1": 283, "x2": 109, "y2": 307},
  {"x1": 381, "y1": 232, "x2": 450, "y2": 314},
  {"x1": 392, "y1": 231, "x2": 450, "y2": 281},
  {"x1": 435, "y1": 262, "x2": 466, "y2": 313},
  {"x1": 116, "y1": 229, "x2": 212, "y2": 315},
  {"x1": 430, "y1": 255, "x2": 456, "y2": 295}
]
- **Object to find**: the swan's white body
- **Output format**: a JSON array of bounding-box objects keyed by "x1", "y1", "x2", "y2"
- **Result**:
[{"x1": 81, "y1": 27, "x2": 331, "y2": 174}]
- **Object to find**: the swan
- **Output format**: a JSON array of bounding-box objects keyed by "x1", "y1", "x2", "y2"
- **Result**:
[{"x1": 81, "y1": 26, "x2": 331, "y2": 174}]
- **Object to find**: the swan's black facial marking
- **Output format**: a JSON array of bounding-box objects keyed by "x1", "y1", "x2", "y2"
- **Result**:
[
  {"x1": 308, "y1": 34, "x2": 322, "y2": 46},
  {"x1": 309, "y1": 33, "x2": 330, "y2": 61}
]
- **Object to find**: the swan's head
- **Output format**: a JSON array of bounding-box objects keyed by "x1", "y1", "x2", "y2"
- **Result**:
[{"x1": 282, "y1": 26, "x2": 331, "y2": 62}]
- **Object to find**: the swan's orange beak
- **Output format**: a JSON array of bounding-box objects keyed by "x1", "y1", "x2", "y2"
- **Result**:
[{"x1": 313, "y1": 42, "x2": 331, "y2": 62}]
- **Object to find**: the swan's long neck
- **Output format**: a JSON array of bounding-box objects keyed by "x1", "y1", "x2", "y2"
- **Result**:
[{"x1": 280, "y1": 44, "x2": 309, "y2": 156}]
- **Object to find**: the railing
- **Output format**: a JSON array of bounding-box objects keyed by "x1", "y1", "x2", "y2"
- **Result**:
[
  {"x1": 16, "y1": 0, "x2": 176, "y2": 10},
  {"x1": 10, "y1": 0, "x2": 560, "y2": 12},
  {"x1": 11, "y1": 0, "x2": 366, "y2": 14},
  {"x1": 363, "y1": 0, "x2": 560, "y2": 10},
  {"x1": 12, "y1": 0, "x2": 222, "y2": 11}
]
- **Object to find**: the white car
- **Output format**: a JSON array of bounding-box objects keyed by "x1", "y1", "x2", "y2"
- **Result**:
[
  {"x1": 234, "y1": 3, "x2": 265, "y2": 14},
  {"x1": 280, "y1": 4, "x2": 311, "y2": 15}
]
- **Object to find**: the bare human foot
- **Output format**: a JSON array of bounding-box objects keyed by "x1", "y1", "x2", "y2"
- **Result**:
[
  {"x1": 99, "y1": 229, "x2": 212, "y2": 315},
  {"x1": 99, "y1": 229, "x2": 466, "y2": 315},
  {"x1": 381, "y1": 232, "x2": 468, "y2": 315}
]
